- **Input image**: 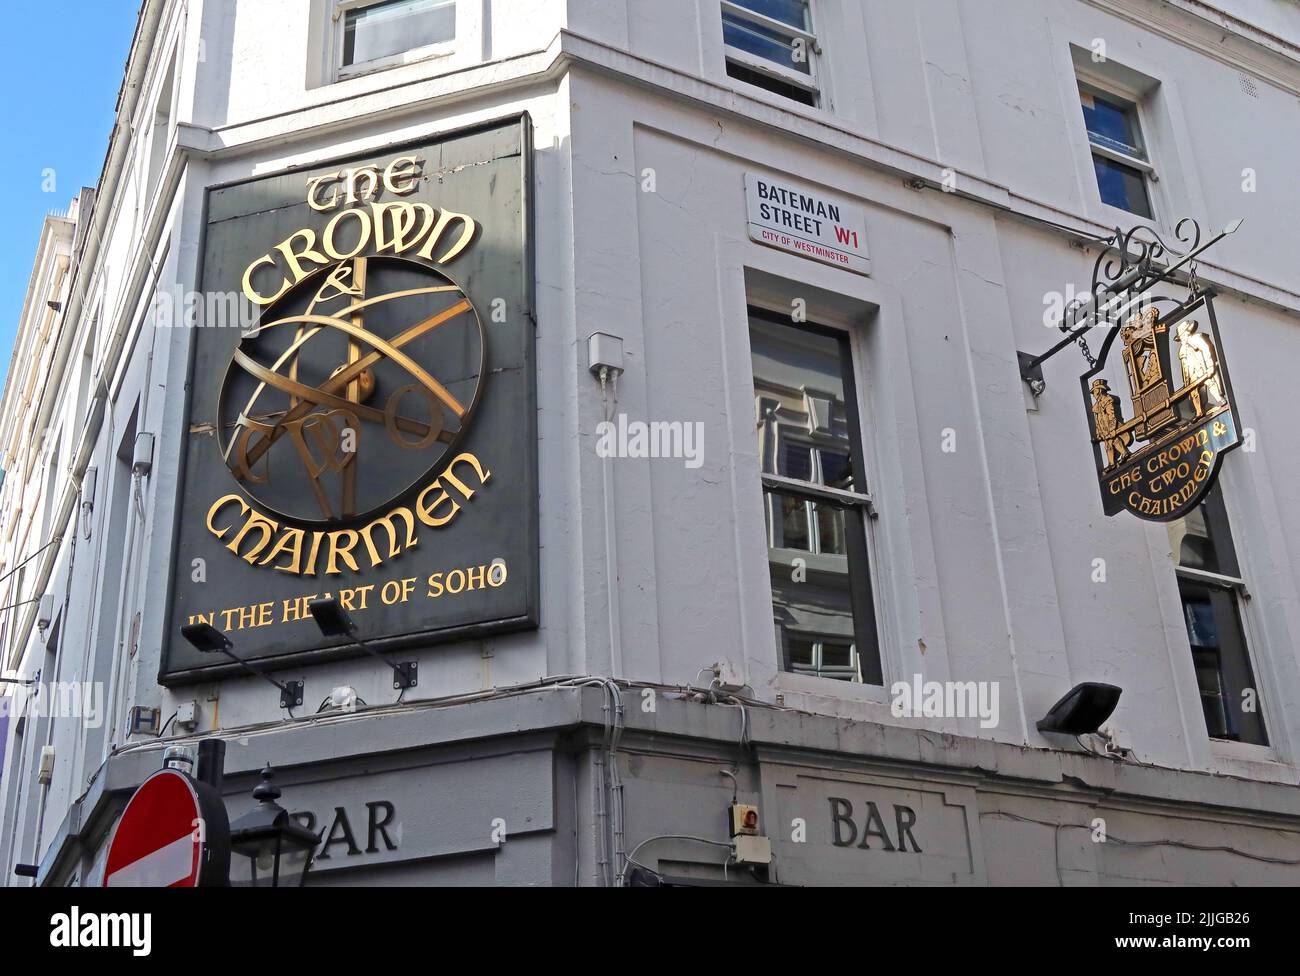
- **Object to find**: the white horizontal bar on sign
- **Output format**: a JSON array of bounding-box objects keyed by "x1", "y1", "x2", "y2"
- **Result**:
[{"x1": 105, "y1": 833, "x2": 195, "y2": 888}]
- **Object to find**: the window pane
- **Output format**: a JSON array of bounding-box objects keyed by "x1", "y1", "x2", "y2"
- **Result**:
[
  {"x1": 750, "y1": 318, "x2": 853, "y2": 471},
  {"x1": 768, "y1": 504, "x2": 862, "y2": 681},
  {"x1": 730, "y1": 0, "x2": 808, "y2": 30},
  {"x1": 787, "y1": 637, "x2": 815, "y2": 668},
  {"x1": 1080, "y1": 88, "x2": 1145, "y2": 159},
  {"x1": 1171, "y1": 505, "x2": 1219, "y2": 573},
  {"x1": 724, "y1": 61, "x2": 816, "y2": 104},
  {"x1": 752, "y1": 312, "x2": 880, "y2": 686},
  {"x1": 771, "y1": 489, "x2": 811, "y2": 551},
  {"x1": 1178, "y1": 580, "x2": 1267, "y2": 745},
  {"x1": 1168, "y1": 489, "x2": 1239, "y2": 577},
  {"x1": 1092, "y1": 154, "x2": 1152, "y2": 217},
  {"x1": 777, "y1": 441, "x2": 812, "y2": 480},
  {"x1": 1192, "y1": 647, "x2": 1230, "y2": 739},
  {"x1": 722, "y1": 12, "x2": 811, "y2": 75},
  {"x1": 821, "y1": 641, "x2": 852, "y2": 668},
  {"x1": 343, "y1": 0, "x2": 456, "y2": 67},
  {"x1": 819, "y1": 450, "x2": 853, "y2": 491},
  {"x1": 1182, "y1": 593, "x2": 1217, "y2": 648},
  {"x1": 815, "y1": 503, "x2": 846, "y2": 555}
]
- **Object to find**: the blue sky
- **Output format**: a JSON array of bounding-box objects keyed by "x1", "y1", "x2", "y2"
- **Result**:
[{"x1": 0, "y1": 3, "x2": 139, "y2": 385}]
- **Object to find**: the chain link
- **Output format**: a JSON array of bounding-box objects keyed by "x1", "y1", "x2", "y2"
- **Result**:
[{"x1": 1057, "y1": 300, "x2": 1098, "y2": 368}]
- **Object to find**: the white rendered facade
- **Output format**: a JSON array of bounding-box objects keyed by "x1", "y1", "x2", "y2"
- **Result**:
[{"x1": 2, "y1": 0, "x2": 1300, "y2": 885}]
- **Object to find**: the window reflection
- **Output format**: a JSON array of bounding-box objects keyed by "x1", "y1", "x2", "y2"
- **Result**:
[
  {"x1": 1167, "y1": 488, "x2": 1265, "y2": 745},
  {"x1": 342, "y1": 0, "x2": 456, "y2": 68},
  {"x1": 750, "y1": 311, "x2": 880, "y2": 685}
]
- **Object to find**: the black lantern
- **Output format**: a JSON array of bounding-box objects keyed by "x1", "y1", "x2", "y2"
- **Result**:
[{"x1": 228, "y1": 764, "x2": 320, "y2": 887}]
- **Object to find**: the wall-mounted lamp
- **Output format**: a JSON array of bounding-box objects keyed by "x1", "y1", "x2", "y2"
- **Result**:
[
  {"x1": 1037, "y1": 682, "x2": 1122, "y2": 736},
  {"x1": 228, "y1": 764, "x2": 319, "y2": 888},
  {"x1": 307, "y1": 597, "x2": 416, "y2": 692},
  {"x1": 180, "y1": 622, "x2": 304, "y2": 711}
]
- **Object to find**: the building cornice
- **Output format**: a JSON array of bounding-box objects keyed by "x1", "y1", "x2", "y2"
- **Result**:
[
  {"x1": 140, "y1": 28, "x2": 1300, "y2": 326},
  {"x1": 1086, "y1": 0, "x2": 1300, "y2": 84}
]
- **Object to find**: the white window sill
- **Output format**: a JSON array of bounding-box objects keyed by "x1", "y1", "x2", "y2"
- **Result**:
[
  {"x1": 775, "y1": 669, "x2": 888, "y2": 704},
  {"x1": 1092, "y1": 196, "x2": 1159, "y2": 231},
  {"x1": 1209, "y1": 738, "x2": 1278, "y2": 765},
  {"x1": 723, "y1": 45, "x2": 817, "y2": 94}
]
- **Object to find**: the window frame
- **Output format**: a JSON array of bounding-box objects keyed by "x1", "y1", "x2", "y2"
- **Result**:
[
  {"x1": 1170, "y1": 489, "x2": 1268, "y2": 747},
  {"x1": 749, "y1": 306, "x2": 882, "y2": 686},
  {"x1": 1076, "y1": 75, "x2": 1157, "y2": 218},
  {"x1": 765, "y1": 431, "x2": 857, "y2": 557},
  {"x1": 721, "y1": 0, "x2": 822, "y2": 104},
  {"x1": 784, "y1": 633, "x2": 862, "y2": 683},
  {"x1": 328, "y1": 0, "x2": 461, "y2": 82}
]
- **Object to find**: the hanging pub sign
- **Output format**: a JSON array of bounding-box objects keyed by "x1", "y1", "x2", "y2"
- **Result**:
[
  {"x1": 1018, "y1": 218, "x2": 1245, "y2": 524},
  {"x1": 160, "y1": 116, "x2": 537, "y2": 682},
  {"x1": 1082, "y1": 291, "x2": 1241, "y2": 521}
]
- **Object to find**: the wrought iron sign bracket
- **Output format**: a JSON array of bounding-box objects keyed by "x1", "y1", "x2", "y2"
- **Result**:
[{"x1": 1018, "y1": 217, "x2": 1242, "y2": 397}]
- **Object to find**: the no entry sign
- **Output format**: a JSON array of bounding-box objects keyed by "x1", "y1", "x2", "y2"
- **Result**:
[{"x1": 103, "y1": 768, "x2": 230, "y2": 887}]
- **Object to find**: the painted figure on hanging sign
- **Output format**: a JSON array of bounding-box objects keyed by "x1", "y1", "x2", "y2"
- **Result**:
[
  {"x1": 1089, "y1": 378, "x2": 1132, "y2": 469},
  {"x1": 1080, "y1": 292, "x2": 1241, "y2": 522},
  {"x1": 1174, "y1": 318, "x2": 1224, "y2": 417}
]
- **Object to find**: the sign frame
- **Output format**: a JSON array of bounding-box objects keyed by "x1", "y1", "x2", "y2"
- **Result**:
[
  {"x1": 158, "y1": 114, "x2": 538, "y2": 684},
  {"x1": 1080, "y1": 289, "x2": 1242, "y2": 522}
]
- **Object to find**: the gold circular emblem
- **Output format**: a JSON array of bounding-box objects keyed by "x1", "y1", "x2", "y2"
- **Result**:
[{"x1": 217, "y1": 256, "x2": 485, "y2": 524}]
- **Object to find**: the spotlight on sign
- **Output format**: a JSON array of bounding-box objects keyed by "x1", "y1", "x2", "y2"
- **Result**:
[
  {"x1": 307, "y1": 597, "x2": 417, "y2": 693},
  {"x1": 180, "y1": 622, "x2": 304, "y2": 711},
  {"x1": 1036, "y1": 682, "x2": 1122, "y2": 736}
]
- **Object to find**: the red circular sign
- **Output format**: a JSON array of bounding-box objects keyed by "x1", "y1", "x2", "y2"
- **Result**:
[{"x1": 103, "y1": 769, "x2": 210, "y2": 887}]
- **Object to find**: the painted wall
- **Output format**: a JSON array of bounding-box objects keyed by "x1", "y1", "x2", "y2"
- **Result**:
[{"x1": 4, "y1": 0, "x2": 1300, "y2": 880}]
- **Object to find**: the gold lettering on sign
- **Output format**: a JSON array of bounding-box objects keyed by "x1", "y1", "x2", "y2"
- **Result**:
[
  {"x1": 242, "y1": 153, "x2": 478, "y2": 306},
  {"x1": 186, "y1": 559, "x2": 508, "y2": 638},
  {"x1": 243, "y1": 205, "x2": 479, "y2": 306},
  {"x1": 308, "y1": 156, "x2": 426, "y2": 212},
  {"x1": 203, "y1": 452, "x2": 493, "y2": 577}
]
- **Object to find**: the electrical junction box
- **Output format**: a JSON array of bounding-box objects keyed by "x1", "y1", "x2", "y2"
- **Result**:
[
  {"x1": 37, "y1": 746, "x2": 55, "y2": 786},
  {"x1": 37, "y1": 594, "x2": 55, "y2": 632},
  {"x1": 733, "y1": 834, "x2": 772, "y2": 866},
  {"x1": 132, "y1": 431, "x2": 155, "y2": 477},
  {"x1": 587, "y1": 332, "x2": 624, "y2": 377},
  {"x1": 175, "y1": 701, "x2": 199, "y2": 731},
  {"x1": 713, "y1": 661, "x2": 748, "y2": 693}
]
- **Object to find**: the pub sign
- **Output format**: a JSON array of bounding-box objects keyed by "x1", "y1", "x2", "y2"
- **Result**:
[
  {"x1": 1082, "y1": 291, "x2": 1240, "y2": 522},
  {"x1": 161, "y1": 116, "x2": 537, "y2": 681}
]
